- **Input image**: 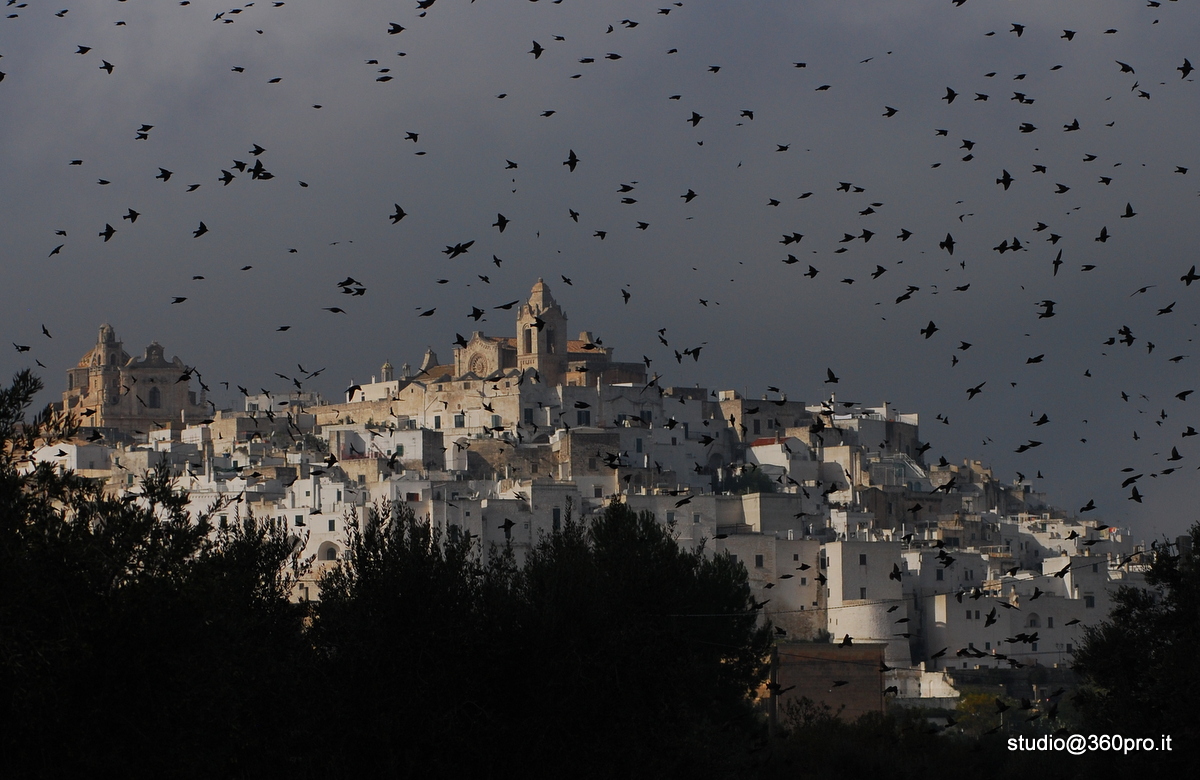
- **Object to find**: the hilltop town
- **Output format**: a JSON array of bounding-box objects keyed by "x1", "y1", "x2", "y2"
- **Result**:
[{"x1": 39, "y1": 279, "x2": 1150, "y2": 713}]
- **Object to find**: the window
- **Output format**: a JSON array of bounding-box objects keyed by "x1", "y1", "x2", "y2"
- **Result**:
[
  {"x1": 793, "y1": 554, "x2": 799, "y2": 561},
  {"x1": 577, "y1": 410, "x2": 591, "y2": 426},
  {"x1": 524, "y1": 408, "x2": 534, "y2": 424},
  {"x1": 463, "y1": 383, "x2": 470, "y2": 390},
  {"x1": 693, "y1": 513, "x2": 700, "y2": 524},
  {"x1": 635, "y1": 438, "x2": 643, "y2": 453},
  {"x1": 358, "y1": 474, "x2": 365, "y2": 484},
  {"x1": 753, "y1": 419, "x2": 760, "y2": 435},
  {"x1": 860, "y1": 587, "x2": 867, "y2": 599},
  {"x1": 985, "y1": 642, "x2": 991, "y2": 650},
  {"x1": 219, "y1": 514, "x2": 228, "y2": 528},
  {"x1": 936, "y1": 569, "x2": 944, "y2": 581},
  {"x1": 454, "y1": 414, "x2": 465, "y2": 428},
  {"x1": 328, "y1": 518, "x2": 336, "y2": 532},
  {"x1": 800, "y1": 577, "x2": 807, "y2": 585},
  {"x1": 755, "y1": 554, "x2": 764, "y2": 568},
  {"x1": 325, "y1": 547, "x2": 338, "y2": 561},
  {"x1": 671, "y1": 437, "x2": 677, "y2": 445},
  {"x1": 1092, "y1": 563, "x2": 1099, "y2": 573},
  {"x1": 859, "y1": 554, "x2": 867, "y2": 566},
  {"x1": 504, "y1": 525, "x2": 511, "y2": 541},
  {"x1": 433, "y1": 415, "x2": 441, "y2": 430},
  {"x1": 491, "y1": 415, "x2": 502, "y2": 429},
  {"x1": 729, "y1": 554, "x2": 738, "y2": 564},
  {"x1": 588, "y1": 457, "x2": 596, "y2": 470},
  {"x1": 336, "y1": 490, "x2": 342, "y2": 501},
  {"x1": 666, "y1": 511, "x2": 675, "y2": 523},
  {"x1": 593, "y1": 485, "x2": 602, "y2": 498},
  {"x1": 1084, "y1": 595, "x2": 1095, "y2": 609},
  {"x1": 1047, "y1": 616, "x2": 1054, "y2": 628},
  {"x1": 966, "y1": 611, "x2": 972, "y2": 620},
  {"x1": 975, "y1": 610, "x2": 980, "y2": 619},
  {"x1": 640, "y1": 410, "x2": 652, "y2": 423},
  {"x1": 1031, "y1": 643, "x2": 1038, "y2": 652},
  {"x1": 552, "y1": 507, "x2": 561, "y2": 532},
  {"x1": 1066, "y1": 643, "x2": 1073, "y2": 652},
  {"x1": 524, "y1": 328, "x2": 532, "y2": 353},
  {"x1": 394, "y1": 445, "x2": 404, "y2": 457},
  {"x1": 147, "y1": 387, "x2": 161, "y2": 408},
  {"x1": 295, "y1": 515, "x2": 305, "y2": 527}
]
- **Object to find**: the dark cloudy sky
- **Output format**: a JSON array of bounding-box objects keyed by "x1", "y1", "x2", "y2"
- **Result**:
[{"x1": 2, "y1": 0, "x2": 1197, "y2": 537}]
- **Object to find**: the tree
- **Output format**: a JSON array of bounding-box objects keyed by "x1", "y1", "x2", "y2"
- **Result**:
[
  {"x1": 310, "y1": 499, "x2": 509, "y2": 775},
  {"x1": 1073, "y1": 523, "x2": 1200, "y2": 755},
  {"x1": 312, "y1": 498, "x2": 772, "y2": 776},
  {"x1": 1, "y1": 371, "x2": 311, "y2": 778},
  {"x1": 501, "y1": 500, "x2": 772, "y2": 775}
]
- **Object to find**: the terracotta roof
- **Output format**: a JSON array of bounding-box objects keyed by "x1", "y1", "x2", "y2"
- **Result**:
[{"x1": 567, "y1": 340, "x2": 608, "y2": 354}]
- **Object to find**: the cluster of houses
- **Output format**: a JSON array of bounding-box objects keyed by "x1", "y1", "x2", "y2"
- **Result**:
[{"x1": 38, "y1": 280, "x2": 1153, "y2": 709}]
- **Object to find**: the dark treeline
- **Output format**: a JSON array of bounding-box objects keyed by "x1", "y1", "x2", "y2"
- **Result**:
[
  {"x1": 2, "y1": 370, "x2": 1194, "y2": 778},
  {"x1": 1, "y1": 371, "x2": 771, "y2": 778}
]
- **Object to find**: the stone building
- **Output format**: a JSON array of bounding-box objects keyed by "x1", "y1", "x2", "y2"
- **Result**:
[{"x1": 58, "y1": 324, "x2": 207, "y2": 435}]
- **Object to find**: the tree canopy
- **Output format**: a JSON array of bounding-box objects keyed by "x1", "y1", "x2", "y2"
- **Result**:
[
  {"x1": 1073, "y1": 522, "x2": 1200, "y2": 759},
  {"x1": 1, "y1": 371, "x2": 772, "y2": 777}
]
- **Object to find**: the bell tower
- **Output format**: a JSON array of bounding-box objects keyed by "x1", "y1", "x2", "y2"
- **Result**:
[{"x1": 516, "y1": 278, "x2": 568, "y2": 385}]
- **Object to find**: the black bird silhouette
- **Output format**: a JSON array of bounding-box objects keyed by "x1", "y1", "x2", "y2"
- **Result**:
[
  {"x1": 563, "y1": 149, "x2": 580, "y2": 171},
  {"x1": 493, "y1": 213, "x2": 510, "y2": 232},
  {"x1": 997, "y1": 170, "x2": 1014, "y2": 189},
  {"x1": 1180, "y1": 59, "x2": 1194, "y2": 79},
  {"x1": 156, "y1": 168, "x2": 173, "y2": 181},
  {"x1": 824, "y1": 368, "x2": 839, "y2": 384},
  {"x1": 529, "y1": 40, "x2": 544, "y2": 59},
  {"x1": 99, "y1": 224, "x2": 116, "y2": 242},
  {"x1": 193, "y1": 222, "x2": 208, "y2": 238},
  {"x1": 390, "y1": 204, "x2": 407, "y2": 223}
]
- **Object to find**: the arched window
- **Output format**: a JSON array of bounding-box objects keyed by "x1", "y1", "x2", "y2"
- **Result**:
[
  {"x1": 524, "y1": 328, "x2": 533, "y2": 354},
  {"x1": 325, "y1": 546, "x2": 338, "y2": 561},
  {"x1": 109, "y1": 354, "x2": 116, "y2": 366},
  {"x1": 546, "y1": 329, "x2": 555, "y2": 353},
  {"x1": 148, "y1": 387, "x2": 161, "y2": 408},
  {"x1": 1027, "y1": 613, "x2": 1040, "y2": 628}
]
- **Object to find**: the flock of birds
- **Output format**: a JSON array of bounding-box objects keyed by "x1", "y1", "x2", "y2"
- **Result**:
[{"x1": 1, "y1": 0, "x2": 1197, "y2": 532}]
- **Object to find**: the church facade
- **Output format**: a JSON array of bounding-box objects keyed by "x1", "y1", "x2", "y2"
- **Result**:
[{"x1": 58, "y1": 324, "x2": 208, "y2": 435}]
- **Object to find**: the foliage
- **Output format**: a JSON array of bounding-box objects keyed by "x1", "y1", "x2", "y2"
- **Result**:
[
  {"x1": 721, "y1": 465, "x2": 777, "y2": 495},
  {"x1": 312, "y1": 498, "x2": 773, "y2": 777},
  {"x1": 767, "y1": 700, "x2": 1074, "y2": 780},
  {"x1": 1073, "y1": 523, "x2": 1200, "y2": 756},
  {"x1": 1, "y1": 371, "x2": 311, "y2": 778}
]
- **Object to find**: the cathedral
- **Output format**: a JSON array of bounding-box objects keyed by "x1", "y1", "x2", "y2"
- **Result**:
[
  {"x1": 450, "y1": 278, "x2": 644, "y2": 387},
  {"x1": 58, "y1": 324, "x2": 208, "y2": 435}
]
